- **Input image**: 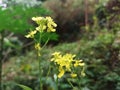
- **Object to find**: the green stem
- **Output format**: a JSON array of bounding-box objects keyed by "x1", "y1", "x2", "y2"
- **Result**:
[
  {"x1": 46, "y1": 65, "x2": 51, "y2": 78},
  {"x1": 56, "y1": 77, "x2": 58, "y2": 90},
  {"x1": 36, "y1": 32, "x2": 42, "y2": 90},
  {"x1": 67, "y1": 79, "x2": 74, "y2": 89},
  {"x1": 37, "y1": 33, "x2": 49, "y2": 90},
  {"x1": 42, "y1": 38, "x2": 49, "y2": 49},
  {"x1": 38, "y1": 54, "x2": 42, "y2": 90},
  {"x1": 77, "y1": 76, "x2": 81, "y2": 90},
  {"x1": 0, "y1": 31, "x2": 4, "y2": 90}
]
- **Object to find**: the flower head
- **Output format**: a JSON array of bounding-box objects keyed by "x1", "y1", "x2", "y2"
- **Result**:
[
  {"x1": 35, "y1": 43, "x2": 41, "y2": 50},
  {"x1": 25, "y1": 16, "x2": 57, "y2": 39},
  {"x1": 31, "y1": 16, "x2": 57, "y2": 32},
  {"x1": 32, "y1": 17, "x2": 43, "y2": 22},
  {"x1": 51, "y1": 52, "x2": 85, "y2": 78},
  {"x1": 25, "y1": 30, "x2": 37, "y2": 38},
  {"x1": 70, "y1": 73, "x2": 77, "y2": 78}
]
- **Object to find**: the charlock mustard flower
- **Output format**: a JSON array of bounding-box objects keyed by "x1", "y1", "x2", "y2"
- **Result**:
[
  {"x1": 58, "y1": 67, "x2": 65, "y2": 78},
  {"x1": 74, "y1": 60, "x2": 85, "y2": 67},
  {"x1": 46, "y1": 17, "x2": 57, "y2": 32},
  {"x1": 25, "y1": 30, "x2": 37, "y2": 38},
  {"x1": 25, "y1": 16, "x2": 57, "y2": 39},
  {"x1": 51, "y1": 52, "x2": 85, "y2": 78},
  {"x1": 35, "y1": 43, "x2": 41, "y2": 50},
  {"x1": 32, "y1": 16, "x2": 57, "y2": 32},
  {"x1": 32, "y1": 17, "x2": 43, "y2": 20},
  {"x1": 70, "y1": 73, "x2": 77, "y2": 78}
]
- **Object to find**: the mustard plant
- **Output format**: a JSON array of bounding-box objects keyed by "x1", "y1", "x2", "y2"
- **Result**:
[{"x1": 25, "y1": 16, "x2": 57, "y2": 90}]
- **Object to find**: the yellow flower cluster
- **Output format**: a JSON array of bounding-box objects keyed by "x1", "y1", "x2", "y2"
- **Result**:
[
  {"x1": 25, "y1": 16, "x2": 57, "y2": 38},
  {"x1": 51, "y1": 52, "x2": 85, "y2": 78}
]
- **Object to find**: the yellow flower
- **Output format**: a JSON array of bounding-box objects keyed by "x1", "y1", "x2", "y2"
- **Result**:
[
  {"x1": 46, "y1": 16, "x2": 57, "y2": 32},
  {"x1": 36, "y1": 25, "x2": 47, "y2": 32},
  {"x1": 81, "y1": 72, "x2": 85, "y2": 77},
  {"x1": 71, "y1": 73, "x2": 77, "y2": 78},
  {"x1": 32, "y1": 17, "x2": 43, "y2": 22},
  {"x1": 79, "y1": 63, "x2": 85, "y2": 66},
  {"x1": 46, "y1": 16, "x2": 57, "y2": 27},
  {"x1": 81, "y1": 67, "x2": 86, "y2": 77},
  {"x1": 58, "y1": 67, "x2": 65, "y2": 78},
  {"x1": 51, "y1": 52, "x2": 85, "y2": 78},
  {"x1": 31, "y1": 16, "x2": 57, "y2": 33},
  {"x1": 52, "y1": 52, "x2": 61, "y2": 56},
  {"x1": 74, "y1": 60, "x2": 85, "y2": 67},
  {"x1": 25, "y1": 30, "x2": 37, "y2": 38},
  {"x1": 34, "y1": 43, "x2": 41, "y2": 50}
]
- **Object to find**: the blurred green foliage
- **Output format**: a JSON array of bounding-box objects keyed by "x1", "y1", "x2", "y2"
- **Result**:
[{"x1": 0, "y1": 5, "x2": 50, "y2": 34}]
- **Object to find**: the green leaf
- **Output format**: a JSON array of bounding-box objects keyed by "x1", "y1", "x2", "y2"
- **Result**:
[{"x1": 17, "y1": 84, "x2": 33, "y2": 90}]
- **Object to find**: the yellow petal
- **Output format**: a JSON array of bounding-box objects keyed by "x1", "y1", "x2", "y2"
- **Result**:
[
  {"x1": 58, "y1": 69, "x2": 65, "y2": 78},
  {"x1": 71, "y1": 73, "x2": 77, "y2": 78}
]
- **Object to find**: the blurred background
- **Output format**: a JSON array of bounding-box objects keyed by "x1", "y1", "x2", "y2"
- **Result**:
[{"x1": 0, "y1": 0, "x2": 120, "y2": 90}]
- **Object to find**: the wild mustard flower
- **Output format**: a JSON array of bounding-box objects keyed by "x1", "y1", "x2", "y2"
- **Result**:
[
  {"x1": 25, "y1": 16, "x2": 57, "y2": 39},
  {"x1": 32, "y1": 17, "x2": 43, "y2": 22},
  {"x1": 25, "y1": 30, "x2": 37, "y2": 38},
  {"x1": 25, "y1": 16, "x2": 57, "y2": 56},
  {"x1": 70, "y1": 73, "x2": 77, "y2": 78},
  {"x1": 58, "y1": 67, "x2": 65, "y2": 78},
  {"x1": 74, "y1": 60, "x2": 85, "y2": 67},
  {"x1": 35, "y1": 43, "x2": 41, "y2": 50},
  {"x1": 32, "y1": 16, "x2": 57, "y2": 33},
  {"x1": 81, "y1": 67, "x2": 86, "y2": 77},
  {"x1": 51, "y1": 52, "x2": 85, "y2": 78},
  {"x1": 46, "y1": 16, "x2": 57, "y2": 32}
]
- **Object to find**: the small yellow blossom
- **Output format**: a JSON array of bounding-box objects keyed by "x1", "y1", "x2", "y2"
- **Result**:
[
  {"x1": 32, "y1": 17, "x2": 43, "y2": 22},
  {"x1": 81, "y1": 72, "x2": 85, "y2": 77},
  {"x1": 36, "y1": 25, "x2": 47, "y2": 32},
  {"x1": 74, "y1": 60, "x2": 85, "y2": 67},
  {"x1": 58, "y1": 67, "x2": 65, "y2": 78},
  {"x1": 52, "y1": 52, "x2": 61, "y2": 56},
  {"x1": 31, "y1": 16, "x2": 57, "y2": 33},
  {"x1": 71, "y1": 73, "x2": 77, "y2": 78},
  {"x1": 25, "y1": 30, "x2": 37, "y2": 38},
  {"x1": 46, "y1": 16, "x2": 57, "y2": 32},
  {"x1": 81, "y1": 67, "x2": 86, "y2": 77},
  {"x1": 46, "y1": 17, "x2": 57, "y2": 27},
  {"x1": 46, "y1": 16, "x2": 53, "y2": 22},
  {"x1": 34, "y1": 43, "x2": 41, "y2": 50}
]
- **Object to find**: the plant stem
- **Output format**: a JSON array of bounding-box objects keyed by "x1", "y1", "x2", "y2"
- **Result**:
[
  {"x1": 78, "y1": 76, "x2": 81, "y2": 90},
  {"x1": 38, "y1": 54, "x2": 42, "y2": 90},
  {"x1": 37, "y1": 32, "x2": 42, "y2": 90},
  {"x1": 56, "y1": 77, "x2": 58, "y2": 90},
  {"x1": 0, "y1": 31, "x2": 4, "y2": 90},
  {"x1": 67, "y1": 79, "x2": 74, "y2": 89}
]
